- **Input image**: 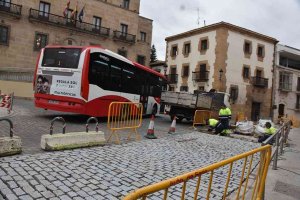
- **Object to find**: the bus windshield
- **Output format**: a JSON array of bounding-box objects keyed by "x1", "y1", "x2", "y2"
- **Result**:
[{"x1": 42, "y1": 48, "x2": 81, "y2": 69}]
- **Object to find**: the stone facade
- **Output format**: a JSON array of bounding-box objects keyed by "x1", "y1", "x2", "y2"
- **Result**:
[
  {"x1": 0, "y1": 0, "x2": 152, "y2": 96},
  {"x1": 165, "y1": 22, "x2": 278, "y2": 121},
  {"x1": 273, "y1": 44, "x2": 300, "y2": 126}
]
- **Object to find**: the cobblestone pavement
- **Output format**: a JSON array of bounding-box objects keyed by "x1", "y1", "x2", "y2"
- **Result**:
[
  {"x1": 0, "y1": 99, "x2": 195, "y2": 154},
  {"x1": 0, "y1": 132, "x2": 260, "y2": 200}
]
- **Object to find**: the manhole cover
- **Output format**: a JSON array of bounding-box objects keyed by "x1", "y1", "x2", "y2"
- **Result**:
[{"x1": 274, "y1": 180, "x2": 300, "y2": 199}]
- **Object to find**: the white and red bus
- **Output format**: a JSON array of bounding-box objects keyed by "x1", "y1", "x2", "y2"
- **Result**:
[{"x1": 33, "y1": 46, "x2": 166, "y2": 117}]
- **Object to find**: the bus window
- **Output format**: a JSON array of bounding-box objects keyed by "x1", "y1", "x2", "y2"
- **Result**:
[
  {"x1": 110, "y1": 62, "x2": 122, "y2": 91},
  {"x1": 42, "y1": 48, "x2": 81, "y2": 69},
  {"x1": 121, "y1": 63, "x2": 138, "y2": 94},
  {"x1": 89, "y1": 52, "x2": 110, "y2": 89}
]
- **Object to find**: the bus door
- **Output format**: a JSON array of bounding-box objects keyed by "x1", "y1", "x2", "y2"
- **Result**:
[{"x1": 140, "y1": 82, "x2": 149, "y2": 114}]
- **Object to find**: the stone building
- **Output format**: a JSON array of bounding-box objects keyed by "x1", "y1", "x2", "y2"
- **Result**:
[
  {"x1": 165, "y1": 22, "x2": 278, "y2": 121},
  {"x1": 0, "y1": 0, "x2": 152, "y2": 97},
  {"x1": 149, "y1": 60, "x2": 166, "y2": 75},
  {"x1": 273, "y1": 44, "x2": 300, "y2": 126}
]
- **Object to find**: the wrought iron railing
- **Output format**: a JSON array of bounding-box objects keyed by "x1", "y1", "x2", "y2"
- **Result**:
[
  {"x1": 192, "y1": 71, "x2": 209, "y2": 82},
  {"x1": 252, "y1": 76, "x2": 268, "y2": 88},
  {"x1": 113, "y1": 30, "x2": 136, "y2": 43},
  {"x1": 0, "y1": 71, "x2": 33, "y2": 83},
  {"x1": 166, "y1": 74, "x2": 178, "y2": 84},
  {"x1": 0, "y1": 1, "x2": 22, "y2": 17},
  {"x1": 28, "y1": 8, "x2": 110, "y2": 37}
]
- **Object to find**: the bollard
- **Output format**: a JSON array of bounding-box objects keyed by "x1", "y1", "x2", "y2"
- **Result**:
[
  {"x1": 50, "y1": 117, "x2": 66, "y2": 135},
  {"x1": 0, "y1": 118, "x2": 14, "y2": 137},
  {"x1": 86, "y1": 117, "x2": 99, "y2": 133},
  {"x1": 0, "y1": 118, "x2": 22, "y2": 156}
]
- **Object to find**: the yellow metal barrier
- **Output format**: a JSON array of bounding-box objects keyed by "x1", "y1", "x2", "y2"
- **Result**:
[
  {"x1": 123, "y1": 145, "x2": 272, "y2": 200},
  {"x1": 107, "y1": 102, "x2": 143, "y2": 144},
  {"x1": 193, "y1": 110, "x2": 211, "y2": 128}
]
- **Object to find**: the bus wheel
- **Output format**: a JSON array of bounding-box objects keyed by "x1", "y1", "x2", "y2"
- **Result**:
[{"x1": 152, "y1": 104, "x2": 158, "y2": 116}]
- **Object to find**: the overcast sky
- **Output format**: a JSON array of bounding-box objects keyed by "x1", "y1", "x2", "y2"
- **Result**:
[{"x1": 140, "y1": 0, "x2": 300, "y2": 60}]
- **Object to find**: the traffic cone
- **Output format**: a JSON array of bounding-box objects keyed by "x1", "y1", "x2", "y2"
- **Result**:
[
  {"x1": 145, "y1": 115, "x2": 157, "y2": 139},
  {"x1": 168, "y1": 116, "x2": 177, "y2": 134}
]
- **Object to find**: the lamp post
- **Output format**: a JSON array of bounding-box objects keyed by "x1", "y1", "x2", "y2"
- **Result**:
[{"x1": 219, "y1": 69, "x2": 223, "y2": 80}]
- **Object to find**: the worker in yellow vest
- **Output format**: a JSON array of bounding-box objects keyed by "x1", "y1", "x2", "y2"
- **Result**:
[
  {"x1": 207, "y1": 118, "x2": 225, "y2": 134},
  {"x1": 258, "y1": 122, "x2": 276, "y2": 143},
  {"x1": 219, "y1": 104, "x2": 232, "y2": 136}
]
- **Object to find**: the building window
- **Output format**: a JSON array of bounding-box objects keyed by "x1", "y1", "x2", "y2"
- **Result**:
[
  {"x1": 118, "y1": 49, "x2": 127, "y2": 58},
  {"x1": 243, "y1": 66, "x2": 250, "y2": 79},
  {"x1": 257, "y1": 45, "x2": 265, "y2": 57},
  {"x1": 297, "y1": 77, "x2": 300, "y2": 91},
  {"x1": 137, "y1": 55, "x2": 145, "y2": 65},
  {"x1": 120, "y1": 24, "x2": 128, "y2": 35},
  {"x1": 67, "y1": 39, "x2": 72, "y2": 45},
  {"x1": 171, "y1": 45, "x2": 178, "y2": 57},
  {"x1": 279, "y1": 72, "x2": 292, "y2": 91},
  {"x1": 39, "y1": 1, "x2": 50, "y2": 18},
  {"x1": 182, "y1": 65, "x2": 189, "y2": 77},
  {"x1": 230, "y1": 85, "x2": 238, "y2": 102},
  {"x1": 184, "y1": 43, "x2": 190, "y2": 54},
  {"x1": 244, "y1": 41, "x2": 252, "y2": 54},
  {"x1": 256, "y1": 70, "x2": 262, "y2": 77},
  {"x1": 140, "y1": 32, "x2": 146, "y2": 42},
  {"x1": 34, "y1": 32, "x2": 48, "y2": 51},
  {"x1": 201, "y1": 39, "x2": 208, "y2": 50},
  {"x1": 0, "y1": 25, "x2": 9, "y2": 46},
  {"x1": 0, "y1": 0, "x2": 11, "y2": 7},
  {"x1": 122, "y1": 0, "x2": 130, "y2": 9},
  {"x1": 180, "y1": 86, "x2": 188, "y2": 92},
  {"x1": 297, "y1": 95, "x2": 300, "y2": 109},
  {"x1": 93, "y1": 16, "x2": 102, "y2": 30}
]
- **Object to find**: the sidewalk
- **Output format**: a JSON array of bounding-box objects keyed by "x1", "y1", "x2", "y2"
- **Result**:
[{"x1": 265, "y1": 127, "x2": 300, "y2": 200}]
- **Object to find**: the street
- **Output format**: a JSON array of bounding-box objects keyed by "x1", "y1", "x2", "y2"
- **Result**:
[
  {"x1": 0, "y1": 99, "x2": 262, "y2": 199},
  {"x1": 0, "y1": 99, "x2": 195, "y2": 154}
]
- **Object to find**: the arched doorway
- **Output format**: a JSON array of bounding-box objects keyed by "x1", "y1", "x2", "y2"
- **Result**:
[{"x1": 278, "y1": 104, "x2": 285, "y2": 118}]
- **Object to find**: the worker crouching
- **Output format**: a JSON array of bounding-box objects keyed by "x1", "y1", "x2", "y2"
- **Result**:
[
  {"x1": 258, "y1": 122, "x2": 276, "y2": 143},
  {"x1": 207, "y1": 118, "x2": 226, "y2": 135}
]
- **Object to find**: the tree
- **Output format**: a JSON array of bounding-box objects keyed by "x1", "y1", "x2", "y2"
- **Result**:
[{"x1": 150, "y1": 44, "x2": 157, "y2": 63}]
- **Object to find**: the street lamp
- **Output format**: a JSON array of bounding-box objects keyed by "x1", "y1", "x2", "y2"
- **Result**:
[{"x1": 219, "y1": 69, "x2": 223, "y2": 80}]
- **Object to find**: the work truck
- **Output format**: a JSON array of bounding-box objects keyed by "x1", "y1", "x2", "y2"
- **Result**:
[{"x1": 161, "y1": 91, "x2": 230, "y2": 122}]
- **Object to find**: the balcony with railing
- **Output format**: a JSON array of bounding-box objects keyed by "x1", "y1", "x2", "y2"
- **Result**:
[
  {"x1": 192, "y1": 71, "x2": 209, "y2": 82},
  {"x1": 113, "y1": 31, "x2": 136, "y2": 43},
  {"x1": 0, "y1": 1, "x2": 22, "y2": 17},
  {"x1": 252, "y1": 76, "x2": 268, "y2": 88},
  {"x1": 166, "y1": 74, "x2": 178, "y2": 84},
  {"x1": 28, "y1": 9, "x2": 110, "y2": 37}
]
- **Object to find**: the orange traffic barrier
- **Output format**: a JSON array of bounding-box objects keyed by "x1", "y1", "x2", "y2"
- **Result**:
[
  {"x1": 123, "y1": 145, "x2": 272, "y2": 200},
  {"x1": 107, "y1": 102, "x2": 143, "y2": 144},
  {"x1": 193, "y1": 110, "x2": 211, "y2": 128}
]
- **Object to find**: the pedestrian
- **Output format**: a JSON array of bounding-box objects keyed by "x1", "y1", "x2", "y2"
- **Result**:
[
  {"x1": 219, "y1": 104, "x2": 232, "y2": 136},
  {"x1": 206, "y1": 118, "x2": 225, "y2": 135},
  {"x1": 258, "y1": 122, "x2": 276, "y2": 143}
]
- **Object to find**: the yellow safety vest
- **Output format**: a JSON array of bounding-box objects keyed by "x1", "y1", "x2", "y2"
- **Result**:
[
  {"x1": 265, "y1": 127, "x2": 276, "y2": 135},
  {"x1": 219, "y1": 108, "x2": 231, "y2": 116},
  {"x1": 209, "y1": 119, "x2": 219, "y2": 127}
]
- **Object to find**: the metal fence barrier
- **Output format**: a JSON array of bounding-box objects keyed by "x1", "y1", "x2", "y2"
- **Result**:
[
  {"x1": 262, "y1": 121, "x2": 291, "y2": 170},
  {"x1": 123, "y1": 145, "x2": 272, "y2": 200},
  {"x1": 193, "y1": 110, "x2": 211, "y2": 128},
  {"x1": 107, "y1": 102, "x2": 143, "y2": 144}
]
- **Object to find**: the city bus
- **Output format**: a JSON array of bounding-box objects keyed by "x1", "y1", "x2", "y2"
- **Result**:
[{"x1": 33, "y1": 45, "x2": 166, "y2": 117}]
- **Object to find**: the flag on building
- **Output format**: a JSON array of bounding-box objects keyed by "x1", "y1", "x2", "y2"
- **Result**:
[
  {"x1": 78, "y1": 6, "x2": 85, "y2": 23},
  {"x1": 70, "y1": 1, "x2": 78, "y2": 20},
  {"x1": 63, "y1": 0, "x2": 70, "y2": 17}
]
